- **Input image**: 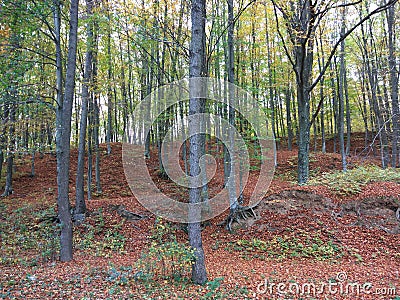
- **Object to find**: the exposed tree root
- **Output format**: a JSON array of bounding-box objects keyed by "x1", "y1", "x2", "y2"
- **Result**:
[
  {"x1": 109, "y1": 204, "x2": 147, "y2": 221},
  {"x1": 219, "y1": 203, "x2": 260, "y2": 232}
]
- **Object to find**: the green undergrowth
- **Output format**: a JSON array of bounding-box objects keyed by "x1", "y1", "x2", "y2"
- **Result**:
[
  {"x1": 0, "y1": 203, "x2": 60, "y2": 266},
  {"x1": 0, "y1": 203, "x2": 127, "y2": 266},
  {"x1": 228, "y1": 231, "x2": 345, "y2": 261},
  {"x1": 134, "y1": 217, "x2": 195, "y2": 282},
  {"x1": 73, "y1": 208, "x2": 126, "y2": 256},
  {"x1": 308, "y1": 164, "x2": 400, "y2": 195}
]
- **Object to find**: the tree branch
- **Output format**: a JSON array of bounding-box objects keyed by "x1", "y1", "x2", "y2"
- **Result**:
[{"x1": 308, "y1": 0, "x2": 398, "y2": 92}]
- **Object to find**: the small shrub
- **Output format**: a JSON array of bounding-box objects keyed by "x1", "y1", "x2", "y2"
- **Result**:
[
  {"x1": 73, "y1": 209, "x2": 126, "y2": 256},
  {"x1": 234, "y1": 232, "x2": 344, "y2": 260},
  {"x1": 135, "y1": 217, "x2": 195, "y2": 281},
  {"x1": 308, "y1": 165, "x2": 400, "y2": 195}
]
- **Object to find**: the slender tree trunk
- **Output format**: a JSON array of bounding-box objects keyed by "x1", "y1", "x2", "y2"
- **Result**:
[
  {"x1": 75, "y1": 0, "x2": 94, "y2": 217},
  {"x1": 363, "y1": 16, "x2": 390, "y2": 167},
  {"x1": 226, "y1": 0, "x2": 239, "y2": 216},
  {"x1": 285, "y1": 85, "x2": 293, "y2": 151},
  {"x1": 331, "y1": 63, "x2": 338, "y2": 153},
  {"x1": 2, "y1": 101, "x2": 15, "y2": 197},
  {"x1": 338, "y1": 9, "x2": 347, "y2": 171},
  {"x1": 316, "y1": 34, "x2": 326, "y2": 153},
  {"x1": 87, "y1": 95, "x2": 93, "y2": 200},
  {"x1": 188, "y1": 0, "x2": 207, "y2": 285},
  {"x1": 344, "y1": 69, "x2": 351, "y2": 155},
  {"x1": 56, "y1": 0, "x2": 79, "y2": 262},
  {"x1": 265, "y1": 10, "x2": 276, "y2": 140},
  {"x1": 92, "y1": 17, "x2": 102, "y2": 195},
  {"x1": 387, "y1": 3, "x2": 399, "y2": 167},
  {"x1": 106, "y1": 0, "x2": 113, "y2": 155}
]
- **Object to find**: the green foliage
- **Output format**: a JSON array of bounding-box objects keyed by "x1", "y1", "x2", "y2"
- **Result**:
[
  {"x1": 204, "y1": 277, "x2": 224, "y2": 299},
  {"x1": 0, "y1": 205, "x2": 60, "y2": 266},
  {"x1": 232, "y1": 232, "x2": 344, "y2": 261},
  {"x1": 308, "y1": 165, "x2": 400, "y2": 195},
  {"x1": 135, "y1": 217, "x2": 195, "y2": 282},
  {"x1": 74, "y1": 208, "x2": 126, "y2": 256}
]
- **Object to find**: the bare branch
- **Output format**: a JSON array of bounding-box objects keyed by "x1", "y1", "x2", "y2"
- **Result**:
[{"x1": 308, "y1": 0, "x2": 398, "y2": 92}]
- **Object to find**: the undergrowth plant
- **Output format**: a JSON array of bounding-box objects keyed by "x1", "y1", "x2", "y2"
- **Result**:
[
  {"x1": 0, "y1": 205, "x2": 60, "y2": 266},
  {"x1": 308, "y1": 164, "x2": 400, "y2": 195},
  {"x1": 135, "y1": 217, "x2": 195, "y2": 282},
  {"x1": 74, "y1": 208, "x2": 126, "y2": 256},
  {"x1": 232, "y1": 231, "x2": 344, "y2": 261}
]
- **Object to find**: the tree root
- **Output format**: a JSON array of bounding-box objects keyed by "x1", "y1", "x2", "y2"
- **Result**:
[
  {"x1": 219, "y1": 204, "x2": 259, "y2": 232},
  {"x1": 109, "y1": 204, "x2": 147, "y2": 221}
]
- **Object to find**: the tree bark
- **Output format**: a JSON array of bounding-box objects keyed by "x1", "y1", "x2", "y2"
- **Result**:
[
  {"x1": 55, "y1": 0, "x2": 79, "y2": 262},
  {"x1": 227, "y1": 0, "x2": 238, "y2": 215},
  {"x1": 2, "y1": 101, "x2": 15, "y2": 197},
  {"x1": 387, "y1": 3, "x2": 399, "y2": 167},
  {"x1": 75, "y1": 0, "x2": 94, "y2": 217},
  {"x1": 106, "y1": 0, "x2": 113, "y2": 155},
  {"x1": 188, "y1": 0, "x2": 207, "y2": 285},
  {"x1": 338, "y1": 7, "x2": 347, "y2": 171}
]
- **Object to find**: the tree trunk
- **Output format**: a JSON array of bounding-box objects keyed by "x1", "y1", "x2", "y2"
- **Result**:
[
  {"x1": 286, "y1": 85, "x2": 293, "y2": 151},
  {"x1": 75, "y1": 0, "x2": 94, "y2": 217},
  {"x1": 227, "y1": 0, "x2": 239, "y2": 215},
  {"x1": 2, "y1": 101, "x2": 15, "y2": 197},
  {"x1": 106, "y1": 0, "x2": 113, "y2": 155},
  {"x1": 344, "y1": 70, "x2": 351, "y2": 155},
  {"x1": 387, "y1": 3, "x2": 399, "y2": 167},
  {"x1": 55, "y1": 0, "x2": 79, "y2": 262},
  {"x1": 338, "y1": 9, "x2": 347, "y2": 171},
  {"x1": 188, "y1": 0, "x2": 207, "y2": 285}
]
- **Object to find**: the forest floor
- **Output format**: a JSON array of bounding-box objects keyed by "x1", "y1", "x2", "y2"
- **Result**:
[{"x1": 1, "y1": 133, "x2": 400, "y2": 299}]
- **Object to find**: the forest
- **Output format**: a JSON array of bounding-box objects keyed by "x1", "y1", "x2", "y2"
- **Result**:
[{"x1": 0, "y1": 0, "x2": 400, "y2": 298}]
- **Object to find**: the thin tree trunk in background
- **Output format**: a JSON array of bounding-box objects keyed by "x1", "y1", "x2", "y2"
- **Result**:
[
  {"x1": 316, "y1": 33, "x2": 326, "y2": 153},
  {"x1": 363, "y1": 15, "x2": 390, "y2": 167},
  {"x1": 2, "y1": 101, "x2": 15, "y2": 197},
  {"x1": 106, "y1": 0, "x2": 113, "y2": 155},
  {"x1": 222, "y1": 4, "x2": 230, "y2": 186},
  {"x1": 227, "y1": 0, "x2": 238, "y2": 216},
  {"x1": 188, "y1": 0, "x2": 207, "y2": 285},
  {"x1": 265, "y1": 10, "x2": 276, "y2": 141},
  {"x1": 56, "y1": 0, "x2": 79, "y2": 262},
  {"x1": 387, "y1": 3, "x2": 399, "y2": 167},
  {"x1": 360, "y1": 70, "x2": 370, "y2": 148},
  {"x1": 0, "y1": 149, "x2": 3, "y2": 182},
  {"x1": 87, "y1": 94, "x2": 93, "y2": 200},
  {"x1": 94, "y1": 94, "x2": 102, "y2": 194},
  {"x1": 344, "y1": 68, "x2": 351, "y2": 155},
  {"x1": 118, "y1": 31, "x2": 128, "y2": 143},
  {"x1": 92, "y1": 15, "x2": 102, "y2": 195},
  {"x1": 330, "y1": 63, "x2": 338, "y2": 153},
  {"x1": 75, "y1": 0, "x2": 94, "y2": 217},
  {"x1": 338, "y1": 8, "x2": 347, "y2": 171},
  {"x1": 285, "y1": 85, "x2": 293, "y2": 151},
  {"x1": 0, "y1": 100, "x2": 8, "y2": 188}
]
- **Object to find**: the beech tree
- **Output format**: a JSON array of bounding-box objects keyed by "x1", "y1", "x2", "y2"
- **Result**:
[
  {"x1": 75, "y1": 0, "x2": 94, "y2": 219},
  {"x1": 271, "y1": 0, "x2": 397, "y2": 184},
  {"x1": 55, "y1": 0, "x2": 79, "y2": 262},
  {"x1": 387, "y1": 3, "x2": 399, "y2": 167},
  {"x1": 188, "y1": 0, "x2": 208, "y2": 285}
]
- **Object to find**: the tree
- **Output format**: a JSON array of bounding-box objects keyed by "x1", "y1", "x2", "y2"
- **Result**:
[
  {"x1": 55, "y1": 0, "x2": 79, "y2": 262},
  {"x1": 75, "y1": 0, "x2": 94, "y2": 219},
  {"x1": 338, "y1": 6, "x2": 347, "y2": 171},
  {"x1": 387, "y1": 3, "x2": 399, "y2": 167},
  {"x1": 271, "y1": 0, "x2": 397, "y2": 183},
  {"x1": 188, "y1": 0, "x2": 208, "y2": 285}
]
